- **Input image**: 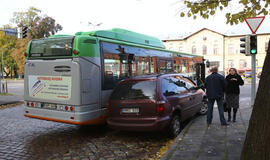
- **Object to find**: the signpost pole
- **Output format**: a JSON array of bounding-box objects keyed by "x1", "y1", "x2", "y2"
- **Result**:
[
  {"x1": 251, "y1": 52, "x2": 256, "y2": 106},
  {"x1": 244, "y1": 16, "x2": 265, "y2": 106}
]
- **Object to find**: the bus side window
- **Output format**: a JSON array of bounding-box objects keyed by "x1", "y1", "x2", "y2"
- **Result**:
[{"x1": 101, "y1": 42, "x2": 130, "y2": 90}]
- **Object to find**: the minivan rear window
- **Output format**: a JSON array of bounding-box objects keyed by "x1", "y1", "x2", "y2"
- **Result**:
[{"x1": 110, "y1": 80, "x2": 156, "y2": 100}]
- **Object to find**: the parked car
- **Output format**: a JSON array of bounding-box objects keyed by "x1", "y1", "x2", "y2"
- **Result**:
[{"x1": 107, "y1": 74, "x2": 207, "y2": 137}]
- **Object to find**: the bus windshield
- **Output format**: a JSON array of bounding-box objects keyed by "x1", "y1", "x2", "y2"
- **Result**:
[{"x1": 30, "y1": 37, "x2": 73, "y2": 57}]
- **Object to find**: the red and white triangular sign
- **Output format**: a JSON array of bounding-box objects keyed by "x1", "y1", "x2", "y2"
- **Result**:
[{"x1": 245, "y1": 16, "x2": 265, "y2": 34}]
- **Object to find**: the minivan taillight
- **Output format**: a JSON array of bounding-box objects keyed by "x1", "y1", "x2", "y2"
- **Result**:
[{"x1": 156, "y1": 101, "x2": 165, "y2": 113}]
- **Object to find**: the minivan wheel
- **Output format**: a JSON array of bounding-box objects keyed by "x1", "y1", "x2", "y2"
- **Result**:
[
  {"x1": 168, "y1": 115, "x2": 181, "y2": 138},
  {"x1": 199, "y1": 100, "x2": 208, "y2": 115}
]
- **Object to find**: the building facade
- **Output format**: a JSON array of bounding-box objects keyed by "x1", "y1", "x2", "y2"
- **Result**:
[{"x1": 162, "y1": 28, "x2": 270, "y2": 75}]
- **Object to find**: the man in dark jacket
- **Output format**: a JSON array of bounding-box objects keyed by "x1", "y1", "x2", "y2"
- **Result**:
[{"x1": 205, "y1": 66, "x2": 228, "y2": 126}]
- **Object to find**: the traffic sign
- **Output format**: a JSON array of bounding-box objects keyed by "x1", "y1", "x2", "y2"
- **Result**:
[{"x1": 245, "y1": 16, "x2": 265, "y2": 34}]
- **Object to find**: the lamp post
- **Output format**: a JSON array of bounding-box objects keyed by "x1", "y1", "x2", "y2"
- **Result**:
[
  {"x1": 1, "y1": 48, "x2": 8, "y2": 93},
  {"x1": 1, "y1": 48, "x2": 7, "y2": 80},
  {"x1": 87, "y1": 22, "x2": 103, "y2": 30},
  {"x1": 2, "y1": 51, "x2": 4, "y2": 80}
]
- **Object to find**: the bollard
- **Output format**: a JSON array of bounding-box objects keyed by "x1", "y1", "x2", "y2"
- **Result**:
[{"x1": 1, "y1": 80, "x2": 8, "y2": 93}]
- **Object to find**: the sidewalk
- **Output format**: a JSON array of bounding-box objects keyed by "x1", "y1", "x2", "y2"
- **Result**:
[
  {"x1": 0, "y1": 95, "x2": 23, "y2": 105},
  {"x1": 161, "y1": 99, "x2": 252, "y2": 160},
  {"x1": 0, "y1": 79, "x2": 24, "y2": 105}
]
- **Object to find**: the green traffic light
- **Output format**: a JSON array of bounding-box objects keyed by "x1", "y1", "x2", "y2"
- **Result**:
[{"x1": 251, "y1": 49, "x2": 257, "y2": 54}]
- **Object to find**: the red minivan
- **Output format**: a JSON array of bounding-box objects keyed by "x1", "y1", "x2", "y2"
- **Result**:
[{"x1": 107, "y1": 74, "x2": 207, "y2": 137}]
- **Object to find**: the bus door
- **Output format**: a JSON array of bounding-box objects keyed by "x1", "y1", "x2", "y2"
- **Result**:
[
  {"x1": 195, "y1": 62, "x2": 206, "y2": 89},
  {"x1": 119, "y1": 53, "x2": 135, "y2": 77}
]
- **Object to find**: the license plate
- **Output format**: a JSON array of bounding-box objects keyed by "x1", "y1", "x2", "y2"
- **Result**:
[
  {"x1": 121, "y1": 107, "x2": 139, "y2": 113},
  {"x1": 45, "y1": 103, "x2": 57, "y2": 109}
]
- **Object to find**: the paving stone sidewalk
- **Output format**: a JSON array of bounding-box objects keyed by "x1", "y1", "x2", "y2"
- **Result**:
[{"x1": 162, "y1": 100, "x2": 252, "y2": 160}]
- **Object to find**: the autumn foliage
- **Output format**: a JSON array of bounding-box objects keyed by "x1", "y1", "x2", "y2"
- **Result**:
[
  {"x1": 11, "y1": 39, "x2": 29, "y2": 76},
  {"x1": 0, "y1": 7, "x2": 63, "y2": 77}
]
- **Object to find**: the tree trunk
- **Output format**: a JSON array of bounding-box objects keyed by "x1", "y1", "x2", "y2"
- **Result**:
[{"x1": 241, "y1": 41, "x2": 270, "y2": 159}]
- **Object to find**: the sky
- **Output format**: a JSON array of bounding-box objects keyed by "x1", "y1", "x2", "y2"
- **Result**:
[{"x1": 1, "y1": 0, "x2": 270, "y2": 39}]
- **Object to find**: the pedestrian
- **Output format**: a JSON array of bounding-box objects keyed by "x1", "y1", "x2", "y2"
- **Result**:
[
  {"x1": 205, "y1": 66, "x2": 228, "y2": 126},
  {"x1": 225, "y1": 68, "x2": 244, "y2": 122}
]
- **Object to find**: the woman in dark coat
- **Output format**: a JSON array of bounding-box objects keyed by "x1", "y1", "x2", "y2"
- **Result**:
[{"x1": 225, "y1": 68, "x2": 244, "y2": 122}]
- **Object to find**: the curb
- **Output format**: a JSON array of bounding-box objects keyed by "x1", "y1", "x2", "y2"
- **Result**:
[
  {"x1": 161, "y1": 117, "x2": 196, "y2": 160},
  {"x1": 0, "y1": 101, "x2": 23, "y2": 106}
]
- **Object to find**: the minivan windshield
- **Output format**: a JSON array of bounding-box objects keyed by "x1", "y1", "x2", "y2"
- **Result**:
[
  {"x1": 30, "y1": 37, "x2": 73, "y2": 57},
  {"x1": 110, "y1": 80, "x2": 156, "y2": 100}
]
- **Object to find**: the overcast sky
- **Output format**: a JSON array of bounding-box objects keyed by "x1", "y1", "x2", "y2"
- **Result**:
[{"x1": 1, "y1": 0, "x2": 270, "y2": 39}]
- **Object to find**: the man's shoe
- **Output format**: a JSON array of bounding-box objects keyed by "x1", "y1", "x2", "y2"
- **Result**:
[{"x1": 221, "y1": 123, "x2": 229, "y2": 126}]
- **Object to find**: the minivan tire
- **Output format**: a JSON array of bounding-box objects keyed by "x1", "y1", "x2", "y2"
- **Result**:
[
  {"x1": 168, "y1": 115, "x2": 181, "y2": 138},
  {"x1": 199, "y1": 100, "x2": 208, "y2": 115}
]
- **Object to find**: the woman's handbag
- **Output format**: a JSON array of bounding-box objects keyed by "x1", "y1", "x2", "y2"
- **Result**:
[{"x1": 223, "y1": 101, "x2": 228, "y2": 112}]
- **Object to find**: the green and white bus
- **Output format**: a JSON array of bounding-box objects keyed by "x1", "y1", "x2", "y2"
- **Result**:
[{"x1": 24, "y1": 28, "x2": 205, "y2": 125}]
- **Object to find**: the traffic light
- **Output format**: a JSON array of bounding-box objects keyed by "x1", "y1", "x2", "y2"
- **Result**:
[
  {"x1": 22, "y1": 27, "x2": 28, "y2": 38},
  {"x1": 250, "y1": 35, "x2": 257, "y2": 54},
  {"x1": 240, "y1": 35, "x2": 250, "y2": 56}
]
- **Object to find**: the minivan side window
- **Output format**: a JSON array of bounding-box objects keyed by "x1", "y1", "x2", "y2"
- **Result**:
[
  {"x1": 183, "y1": 77, "x2": 196, "y2": 90},
  {"x1": 172, "y1": 76, "x2": 196, "y2": 90},
  {"x1": 162, "y1": 77, "x2": 187, "y2": 96},
  {"x1": 170, "y1": 77, "x2": 188, "y2": 93},
  {"x1": 162, "y1": 78, "x2": 177, "y2": 96}
]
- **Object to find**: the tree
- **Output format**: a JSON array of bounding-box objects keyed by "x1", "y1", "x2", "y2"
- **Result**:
[
  {"x1": 10, "y1": 7, "x2": 63, "y2": 77},
  {"x1": 240, "y1": 41, "x2": 270, "y2": 160},
  {"x1": 11, "y1": 7, "x2": 63, "y2": 39},
  {"x1": 0, "y1": 31, "x2": 16, "y2": 78},
  {"x1": 30, "y1": 15, "x2": 63, "y2": 39},
  {"x1": 11, "y1": 7, "x2": 41, "y2": 27},
  {"x1": 180, "y1": 0, "x2": 269, "y2": 25},
  {"x1": 11, "y1": 39, "x2": 29, "y2": 77}
]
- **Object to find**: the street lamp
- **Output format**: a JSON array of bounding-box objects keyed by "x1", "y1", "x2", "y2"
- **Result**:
[
  {"x1": 87, "y1": 22, "x2": 103, "y2": 30},
  {"x1": 0, "y1": 48, "x2": 8, "y2": 93}
]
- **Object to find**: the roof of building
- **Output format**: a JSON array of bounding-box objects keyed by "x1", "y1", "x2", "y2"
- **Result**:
[{"x1": 162, "y1": 28, "x2": 270, "y2": 42}]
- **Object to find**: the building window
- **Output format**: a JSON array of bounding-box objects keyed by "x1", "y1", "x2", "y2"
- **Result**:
[
  {"x1": 213, "y1": 44, "x2": 218, "y2": 55},
  {"x1": 228, "y1": 44, "x2": 234, "y2": 54},
  {"x1": 265, "y1": 41, "x2": 269, "y2": 52},
  {"x1": 239, "y1": 59, "x2": 247, "y2": 69},
  {"x1": 192, "y1": 45, "x2": 196, "y2": 54},
  {"x1": 228, "y1": 60, "x2": 234, "y2": 68},
  {"x1": 179, "y1": 46, "x2": 183, "y2": 52},
  {"x1": 209, "y1": 61, "x2": 220, "y2": 68},
  {"x1": 202, "y1": 45, "x2": 207, "y2": 55}
]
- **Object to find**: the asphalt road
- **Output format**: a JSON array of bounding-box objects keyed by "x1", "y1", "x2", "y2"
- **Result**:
[{"x1": 6, "y1": 80, "x2": 24, "y2": 96}]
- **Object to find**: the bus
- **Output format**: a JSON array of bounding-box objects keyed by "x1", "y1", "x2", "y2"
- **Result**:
[{"x1": 24, "y1": 28, "x2": 206, "y2": 125}]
